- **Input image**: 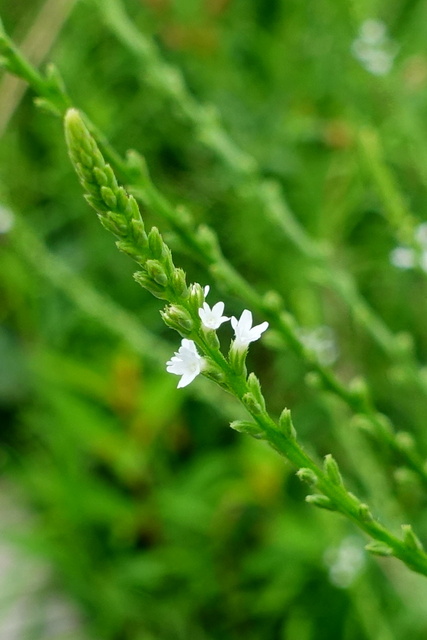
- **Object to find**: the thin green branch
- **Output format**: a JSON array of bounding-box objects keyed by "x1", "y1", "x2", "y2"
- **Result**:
[
  {"x1": 63, "y1": 108, "x2": 427, "y2": 578},
  {"x1": 1, "y1": 26, "x2": 426, "y2": 489}
]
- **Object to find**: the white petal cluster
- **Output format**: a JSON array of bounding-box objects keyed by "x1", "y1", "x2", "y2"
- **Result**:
[
  {"x1": 166, "y1": 287, "x2": 269, "y2": 388},
  {"x1": 298, "y1": 326, "x2": 338, "y2": 366},
  {"x1": 0, "y1": 205, "x2": 14, "y2": 235},
  {"x1": 351, "y1": 19, "x2": 397, "y2": 76},
  {"x1": 231, "y1": 309, "x2": 269, "y2": 351},
  {"x1": 198, "y1": 301, "x2": 229, "y2": 330},
  {"x1": 390, "y1": 223, "x2": 427, "y2": 273},
  {"x1": 324, "y1": 536, "x2": 365, "y2": 589},
  {"x1": 166, "y1": 339, "x2": 205, "y2": 388}
]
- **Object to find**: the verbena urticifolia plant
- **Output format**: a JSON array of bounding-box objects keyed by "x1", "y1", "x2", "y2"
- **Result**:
[
  {"x1": 61, "y1": 108, "x2": 427, "y2": 576},
  {"x1": 2, "y1": 4, "x2": 427, "y2": 605}
]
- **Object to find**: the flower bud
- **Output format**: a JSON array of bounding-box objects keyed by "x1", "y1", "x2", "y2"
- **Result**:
[
  {"x1": 93, "y1": 166, "x2": 108, "y2": 187},
  {"x1": 228, "y1": 342, "x2": 247, "y2": 375},
  {"x1": 242, "y1": 392, "x2": 263, "y2": 415},
  {"x1": 134, "y1": 271, "x2": 168, "y2": 299},
  {"x1": 116, "y1": 240, "x2": 145, "y2": 262},
  {"x1": 130, "y1": 219, "x2": 148, "y2": 250},
  {"x1": 305, "y1": 494, "x2": 336, "y2": 511},
  {"x1": 278, "y1": 409, "x2": 296, "y2": 439},
  {"x1": 171, "y1": 268, "x2": 188, "y2": 298},
  {"x1": 365, "y1": 542, "x2": 393, "y2": 557},
  {"x1": 188, "y1": 283, "x2": 205, "y2": 311},
  {"x1": 100, "y1": 185, "x2": 117, "y2": 210},
  {"x1": 247, "y1": 373, "x2": 266, "y2": 411},
  {"x1": 402, "y1": 524, "x2": 424, "y2": 551},
  {"x1": 125, "y1": 194, "x2": 141, "y2": 222},
  {"x1": 161, "y1": 305, "x2": 193, "y2": 335},
  {"x1": 297, "y1": 468, "x2": 317, "y2": 486},
  {"x1": 230, "y1": 420, "x2": 264, "y2": 439},
  {"x1": 145, "y1": 259, "x2": 168, "y2": 286},
  {"x1": 148, "y1": 227, "x2": 165, "y2": 259},
  {"x1": 323, "y1": 454, "x2": 343, "y2": 487}
]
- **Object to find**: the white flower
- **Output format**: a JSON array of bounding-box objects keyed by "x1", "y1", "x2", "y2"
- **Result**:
[
  {"x1": 351, "y1": 19, "x2": 397, "y2": 77},
  {"x1": 166, "y1": 339, "x2": 205, "y2": 388},
  {"x1": 231, "y1": 309, "x2": 269, "y2": 350},
  {"x1": 390, "y1": 224, "x2": 427, "y2": 273},
  {"x1": 359, "y1": 19, "x2": 386, "y2": 46},
  {"x1": 198, "y1": 301, "x2": 229, "y2": 330},
  {"x1": 416, "y1": 223, "x2": 427, "y2": 247},
  {"x1": 390, "y1": 246, "x2": 415, "y2": 270},
  {"x1": 0, "y1": 205, "x2": 14, "y2": 234},
  {"x1": 324, "y1": 536, "x2": 365, "y2": 589},
  {"x1": 298, "y1": 326, "x2": 338, "y2": 366},
  {"x1": 204, "y1": 285, "x2": 210, "y2": 297}
]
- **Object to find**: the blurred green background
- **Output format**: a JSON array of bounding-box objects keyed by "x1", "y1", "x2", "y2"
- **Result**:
[{"x1": 2, "y1": 0, "x2": 427, "y2": 638}]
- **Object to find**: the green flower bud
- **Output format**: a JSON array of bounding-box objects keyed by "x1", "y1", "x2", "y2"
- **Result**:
[
  {"x1": 148, "y1": 227, "x2": 165, "y2": 260},
  {"x1": 130, "y1": 219, "x2": 148, "y2": 249},
  {"x1": 171, "y1": 268, "x2": 188, "y2": 298},
  {"x1": 125, "y1": 194, "x2": 141, "y2": 222},
  {"x1": 115, "y1": 186, "x2": 129, "y2": 212},
  {"x1": 188, "y1": 283, "x2": 205, "y2": 312},
  {"x1": 134, "y1": 271, "x2": 168, "y2": 299},
  {"x1": 278, "y1": 409, "x2": 296, "y2": 439},
  {"x1": 247, "y1": 373, "x2": 266, "y2": 411},
  {"x1": 98, "y1": 213, "x2": 126, "y2": 236},
  {"x1": 85, "y1": 194, "x2": 106, "y2": 212},
  {"x1": 93, "y1": 167, "x2": 108, "y2": 187},
  {"x1": 402, "y1": 524, "x2": 424, "y2": 551},
  {"x1": 161, "y1": 304, "x2": 193, "y2": 335},
  {"x1": 116, "y1": 240, "x2": 146, "y2": 262},
  {"x1": 201, "y1": 328, "x2": 220, "y2": 350},
  {"x1": 242, "y1": 392, "x2": 263, "y2": 415},
  {"x1": 365, "y1": 542, "x2": 393, "y2": 557},
  {"x1": 228, "y1": 341, "x2": 247, "y2": 376},
  {"x1": 323, "y1": 454, "x2": 343, "y2": 487},
  {"x1": 100, "y1": 186, "x2": 117, "y2": 209},
  {"x1": 103, "y1": 164, "x2": 118, "y2": 191},
  {"x1": 145, "y1": 259, "x2": 168, "y2": 286},
  {"x1": 296, "y1": 468, "x2": 318, "y2": 486},
  {"x1": 305, "y1": 494, "x2": 336, "y2": 511},
  {"x1": 230, "y1": 420, "x2": 264, "y2": 439}
]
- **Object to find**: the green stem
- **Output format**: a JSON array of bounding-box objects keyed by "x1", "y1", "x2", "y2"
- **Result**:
[
  {"x1": 2, "y1": 26, "x2": 427, "y2": 496},
  {"x1": 61, "y1": 106, "x2": 427, "y2": 578}
]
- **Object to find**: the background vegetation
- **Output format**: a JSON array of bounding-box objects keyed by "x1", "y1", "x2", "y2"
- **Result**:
[{"x1": 2, "y1": 0, "x2": 427, "y2": 638}]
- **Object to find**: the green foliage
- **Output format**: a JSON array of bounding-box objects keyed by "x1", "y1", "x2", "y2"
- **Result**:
[{"x1": 3, "y1": 0, "x2": 427, "y2": 638}]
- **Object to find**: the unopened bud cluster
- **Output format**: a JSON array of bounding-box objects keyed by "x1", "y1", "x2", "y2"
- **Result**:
[{"x1": 65, "y1": 109, "x2": 188, "y2": 302}]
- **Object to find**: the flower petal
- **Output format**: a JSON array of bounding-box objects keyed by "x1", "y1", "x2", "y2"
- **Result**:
[{"x1": 239, "y1": 309, "x2": 253, "y2": 330}]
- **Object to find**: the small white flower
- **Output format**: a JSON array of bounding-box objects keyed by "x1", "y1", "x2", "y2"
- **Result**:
[
  {"x1": 351, "y1": 19, "x2": 396, "y2": 77},
  {"x1": 416, "y1": 223, "x2": 427, "y2": 247},
  {"x1": 0, "y1": 205, "x2": 14, "y2": 234},
  {"x1": 203, "y1": 285, "x2": 210, "y2": 297},
  {"x1": 166, "y1": 339, "x2": 205, "y2": 388},
  {"x1": 390, "y1": 246, "x2": 415, "y2": 270},
  {"x1": 324, "y1": 536, "x2": 365, "y2": 589},
  {"x1": 359, "y1": 19, "x2": 386, "y2": 46},
  {"x1": 198, "y1": 301, "x2": 229, "y2": 330},
  {"x1": 298, "y1": 326, "x2": 338, "y2": 366},
  {"x1": 231, "y1": 309, "x2": 269, "y2": 350}
]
